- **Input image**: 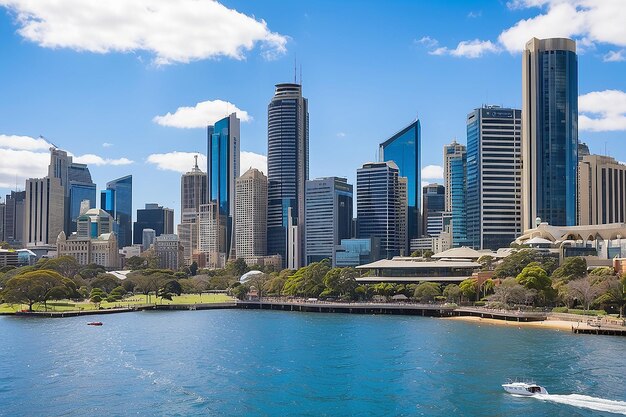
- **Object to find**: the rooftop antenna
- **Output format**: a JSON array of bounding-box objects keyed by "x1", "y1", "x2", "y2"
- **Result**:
[
  {"x1": 299, "y1": 64, "x2": 302, "y2": 86},
  {"x1": 194, "y1": 155, "x2": 198, "y2": 169},
  {"x1": 294, "y1": 54, "x2": 297, "y2": 83},
  {"x1": 40, "y1": 135, "x2": 59, "y2": 149}
]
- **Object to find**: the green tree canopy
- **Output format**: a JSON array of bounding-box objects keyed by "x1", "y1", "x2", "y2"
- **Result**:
[
  {"x1": 283, "y1": 259, "x2": 331, "y2": 298},
  {"x1": 413, "y1": 282, "x2": 441, "y2": 303},
  {"x1": 459, "y1": 278, "x2": 478, "y2": 301},
  {"x1": 91, "y1": 274, "x2": 122, "y2": 293},
  {"x1": 551, "y1": 257, "x2": 587, "y2": 284},
  {"x1": 443, "y1": 284, "x2": 461, "y2": 303},
  {"x1": 2, "y1": 270, "x2": 65, "y2": 311},
  {"x1": 596, "y1": 275, "x2": 626, "y2": 317},
  {"x1": 35, "y1": 256, "x2": 82, "y2": 278},
  {"x1": 494, "y1": 249, "x2": 558, "y2": 278},
  {"x1": 157, "y1": 280, "x2": 182, "y2": 301}
]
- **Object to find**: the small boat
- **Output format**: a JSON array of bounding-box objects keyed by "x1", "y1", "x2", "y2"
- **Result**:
[
  {"x1": 502, "y1": 379, "x2": 548, "y2": 396},
  {"x1": 87, "y1": 322, "x2": 103, "y2": 326}
]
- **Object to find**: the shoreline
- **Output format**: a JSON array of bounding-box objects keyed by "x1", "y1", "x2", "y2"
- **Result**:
[{"x1": 442, "y1": 315, "x2": 577, "y2": 331}]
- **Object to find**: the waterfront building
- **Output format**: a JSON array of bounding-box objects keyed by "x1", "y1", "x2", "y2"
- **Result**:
[
  {"x1": 379, "y1": 119, "x2": 421, "y2": 240},
  {"x1": 207, "y1": 113, "x2": 240, "y2": 261},
  {"x1": 305, "y1": 177, "x2": 353, "y2": 265},
  {"x1": 179, "y1": 156, "x2": 207, "y2": 266},
  {"x1": 422, "y1": 183, "x2": 445, "y2": 237},
  {"x1": 443, "y1": 140, "x2": 466, "y2": 212},
  {"x1": 235, "y1": 168, "x2": 268, "y2": 266},
  {"x1": 450, "y1": 152, "x2": 468, "y2": 247},
  {"x1": 154, "y1": 234, "x2": 184, "y2": 271},
  {"x1": 357, "y1": 161, "x2": 406, "y2": 259},
  {"x1": 334, "y1": 237, "x2": 382, "y2": 267},
  {"x1": 579, "y1": 155, "x2": 626, "y2": 225},
  {"x1": 522, "y1": 37, "x2": 578, "y2": 229},
  {"x1": 133, "y1": 203, "x2": 174, "y2": 245},
  {"x1": 3, "y1": 191, "x2": 25, "y2": 247},
  {"x1": 141, "y1": 228, "x2": 156, "y2": 252},
  {"x1": 466, "y1": 106, "x2": 522, "y2": 250},
  {"x1": 355, "y1": 257, "x2": 481, "y2": 285},
  {"x1": 101, "y1": 175, "x2": 133, "y2": 249},
  {"x1": 267, "y1": 82, "x2": 309, "y2": 269}
]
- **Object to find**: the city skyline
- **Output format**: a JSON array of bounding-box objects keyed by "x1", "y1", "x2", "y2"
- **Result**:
[{"x1": 1, "y1": 1, "x2": 626, "y2": 224}]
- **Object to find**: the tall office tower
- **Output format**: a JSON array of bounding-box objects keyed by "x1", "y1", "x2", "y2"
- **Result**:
[
  {"x1": 235, "y1": 168, "x2": 268, "y2": 265},
  {"x1": 579, "y1": 155, "x2": 626, "y2": 225},
  {"x1": 357, "y1": 161, "x2": 405, "y2": 259},
  {"x1": 4, "y1": 191, "x2": 25, "y2": 247},
  {"x1": 522, "y1": 37, "x2": 578, "y2": 229},
  {"x1": 422, "y1": 183, "x2": 445, "y2": 236},
  {"x1": 198, "y1": 202, "x2": 227, "y2": 268},
  {"x1": 305, "y1": 177, "x2": 353, "y2": 265},
  {"x1": 179, "y1": 156, "x2": 208, "y2": 265},
  {"x1": 466, "y1": 106, "x2": 522, "y2": 250},
  {"x1": 450, "y1": 153, "x2": 468, "y2": 247},
  {"x1": 0, "y1": 201, "x2": 5, "y2": 241},
  {"x1": 267, "y1": 83, "x2": 309, "y2": 269},
  {"x1": 101, "y1": 175, "x2": 133, "y2": 249},
  {"x1": 379, "y1": 119, "x2": 421, "y2": 240},
  {"x1": 142, "y1": 228, "x2": 156, "y2": 252},
  {"x1": 133, "y1": 203, "x2": 174, "y2": 245},
  {"x1": 68, "y1": 163, "x2": 96, "y2": 233},
  {"x1": 23, "y1": 177, "x2": 65, "y2": 247},
  {"x1": 443, "y1": 140, "x2": 466, "y2": 212},
  {"x1": 207, "y1": 113, "x2": 240, "y2": 261},
  {"x1": 397, "y1": 177, "x2": 408, "y2": 255}
]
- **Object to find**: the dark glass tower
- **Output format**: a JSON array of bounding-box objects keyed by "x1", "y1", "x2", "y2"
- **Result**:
[
  {"x1": 522, "y1": 37, "x2": 578, "y2": 229},
  {"x1": 68, "y1": 163, "x2": 96, "y2": 233},
  {"x1": 207, "y1": 113, "x2": 240, "y2": 259},
  {"x1": 267, "y1": 83, "x2": 309, "y2": 268},
  {"x1": 133, "y1": 203, "x2": 174, "y2": 245},
  {"x1": 101, "y1": 175, "x2": 132, "y2": 249},
  {"x1": 379, "y1": 120, "x2": 421, "y2": 241}
]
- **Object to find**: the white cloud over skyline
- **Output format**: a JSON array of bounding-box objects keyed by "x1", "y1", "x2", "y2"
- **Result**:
[
  {"x1": 430, "y1": 39, "x2": 500, "y2": 58},
  {"x1": 0, "y1": 0, "x2": 288, "y2": 65},
  {"x1": 421, "y1": 165, "x2": 444, "y2": 180},
  {"x1": 153, "y1": 100, "x2": 251, "y2": 129},
  {"x1": 146, "y1": 150, "x2": 267, "y2": 175},
  {"x1": 579, "y1": 89, "x2": 626, "y2": 132}
]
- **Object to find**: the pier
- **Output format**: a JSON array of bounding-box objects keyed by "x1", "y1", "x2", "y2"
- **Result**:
[{"x1": 239, "y1": 300, "x2": 457, "y2": 316}]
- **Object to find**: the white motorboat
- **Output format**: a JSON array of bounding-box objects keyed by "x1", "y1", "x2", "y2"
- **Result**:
[{"x1": 502, "y1": 380, "x2": 548, "y2": 396}]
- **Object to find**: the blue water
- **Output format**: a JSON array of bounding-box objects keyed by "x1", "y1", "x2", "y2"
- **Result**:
[{"x1": 1, "y1": 310, "x2": 626, "y2": 416}]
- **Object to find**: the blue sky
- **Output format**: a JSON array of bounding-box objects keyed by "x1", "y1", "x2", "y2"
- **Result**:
[{"x1": 1, "y1": 0, "x2": 625, "y2": 222}]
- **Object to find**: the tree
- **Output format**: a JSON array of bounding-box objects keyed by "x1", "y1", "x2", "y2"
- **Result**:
[
  {"x1": 157, "y1": 280, "x2": 182, "y2": 301},
  {"x1": 413, "y1": 282, "x2": 441, "y2": 302},
  {"x1": 91, "y1": 274, "x2": 122, "y2": 293},
  {"x1": 551, "y1": 257, "x2": 587, "y2": 284},
  {"x1": 1, "y1": 270, "x2": 65, "y2": 311},
  {"x1": 266, "y1": 270, "x2": 291, "y2": 296},
  {"x1": 0, "y1": 241, "x2": 11, "y2": 249},
  {"x1": 590, "y1": 266, "x2": 617, "y2": 278},
  {"x1": 443, "y1": 284, "x2": 461, "y2": 303},
  {"x1": 321, "y1": 267, "x2": 358, "y2": 299},
  {"x1": 231, "y1": 282, "x2": 249, "y2": 300},
  {"x1": 477, "y1": 255, "x2": 495, "y2": 271},
  {"x1": 566, "y1": 275, "x2": 605, "y2": 311},
  {"x1": 125, "y1": 256, "x2": 146, "y2": 270},
  {"x1": 76, "y1": 264, "x2": 106, "y2": 279},
  {"x1": 283, "y1": 260, "x2": 331, "y2": 298},
  {"x1": 459, "y1": 278, "x2": 478, "y2": 301},
  {"x1": 246, "y1": 272, "x2": 270, "y2": 300},
  {"x1": 189, "y1": 261, "x2": 198, "y2": 276},
  {"x1": 226, "y1": 258, "x2": 249, "y2": 278},
  {"x1": 596, "y1": 275, "x2": 626, "y2": 317},
  {"x1": 36, "y1": 256, "x2": 81, "y2": 278},
  {"x1": 490, "y1": 278, "x2": 535, "y2": 307},
  {"x1": 516, "y1": 263, "x2": 553, "y2": 303},
  {"x1": 494, "y1": 249, "x2": 558, "y2": 278},
  {"x1": 90, "y1": 287, "x2": 105, "y2": 307}
]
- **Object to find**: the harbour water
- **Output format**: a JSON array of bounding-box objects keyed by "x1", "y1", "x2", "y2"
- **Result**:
[{"x1": 1, "y1": 310, "x2": 626, "y2": 416}]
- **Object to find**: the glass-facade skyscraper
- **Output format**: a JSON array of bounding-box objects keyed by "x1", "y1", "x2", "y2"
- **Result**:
[
  {"x1": 267, "y1": 83, "x2": 309, "y2": 268},
  {"x1": 68, "y1": 163, "x2": 96, "y2": 234},
  {"x1": 450, "y1": 154, "x2": 467, "y2": 247},
  {"x1": 207, "y1": 113, "x2": 240, "y2": 260},
  {"x1": 101, "y1": 175, "x2": 132, "y2": 249},
  {"x1": 522, "y1": 37, "x2": 578, "y2": 229},
  {"x1": 133, "y1": 203, "x2": 174, "y2": 245},
  {"x1": 466, "y1": 106, "x2": 522, "y2": 250},
  {"x1": 379, "y1": 119, "x2": 421, "y2": 241}
]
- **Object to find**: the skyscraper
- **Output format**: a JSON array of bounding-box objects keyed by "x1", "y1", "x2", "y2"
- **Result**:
[
  {"x1": 579, "y1": 155, "x2": 626, "y2": 225},
  {"x1": 101, "y1": 175, "x2": 132, "y2": 249},
  {"x1": 133, "y1": 203, "x2": 174, "y2": 245},
  {"x1": 23, "y1": 176, "x2": 65, "y2": 247},
  {"x1": 179, "y1": 156, "x2": 207, "y2": 265},
  {"x1": 3, "y1": 191, "x2": 25, "y2": 247},
  {"x1": 450, "y1": 153, "x2": 467, "y2": 247},
  {"x1": 379, "y1": 119, "x2": 421, "y2": 240},
  {"x1": 68, "y1": 163, "x2": 96, "y2": 234},
  {"x1": 422, "y1": 183, "x2": 445, "y2": 236},
  {"x1": 443, "y1": 140, "x2": 466, "y2": 213},
  {"x1": 466, "y1": 106, "x2": 522, "y2": 250},
  {"x1": 0, "y1": 200, "x2": 5, "y2": 242},
  {"x1": 305, "y1": 177, "x2": 353, "y2": 265},
  {"x1": 207, "y1": 113, "x2": 240, "y2": 260},
  {"x1": 267, "y1": 83, "x2": 309, "y2": 268},
  {"x1": 522, "y1": 37, "x2": 578, "y2": 229},
  {"x1": 235, "y1": 168, "x2": 268, "y2": 265},
  {"x1": 357, "y1": 161, "x2": 405, "y2": 259}
]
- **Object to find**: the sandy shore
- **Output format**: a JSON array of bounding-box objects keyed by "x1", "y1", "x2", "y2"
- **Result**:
[{"x1": 442, "y1": 315, "x2": 582, "y2": 331}]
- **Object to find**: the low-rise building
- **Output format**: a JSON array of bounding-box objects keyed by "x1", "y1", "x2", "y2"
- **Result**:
[
  {"x1": 355, "y1": 257, "x2": 481, "y2": 284},
  {"x1": 56, "y1": 231, "x2": 119, "y2": 268},
  {"x1": 0, "y1": 249, "x2": 19, "y2": 268},
  {"x1": 154, "y1": 234, "x2": 184, "y2": 271}
]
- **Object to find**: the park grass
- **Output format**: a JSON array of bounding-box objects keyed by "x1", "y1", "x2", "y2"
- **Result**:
[{"x1": 0, "y1": 293, "x2": 235, "y2": 313}]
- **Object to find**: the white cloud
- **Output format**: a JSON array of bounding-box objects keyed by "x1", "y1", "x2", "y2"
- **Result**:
[
  {"x1": 414, "y1": 36, "x2": 439, "y2": 48},
  {"x1": 73, "y1": 154, "x2": 133, "y2": 166},
  {"x1": 467, "y1": 11, "x2": 482, "y2": 18},
  {"x1": 102, "y1": 142, "x2": 114, "y2": 148},
  {"x1": 422, "y1": 165, "x2": 444, "y2": 180},
  {"x1": 579, "y1": 89, "x2": 626, "y2": 132},
  {"x1": 430, "y1": 1, "x2": 626, "y2": 58},
  {"x1": 0, "y1": 134, "x2": 51, "y2": 150},
  {"x1": 153, "y1": 100, "x2": 251, "y2": 129},
  {"x1": 240, "y1": 151, "x2": 267, "y2": 175},
  {"x1": 604, "y1": 50, "x2": 626, "y2": 62},
  {"x1": 0, "y1": 0, "x2": 287, "y2": 65},
  {"x1": 146, "y1": 150, "x2": 267, "y2": 175},
  {"x1": 146, "y1": 151, "x2": 205, "y2": 173},
  {"x1": 430, "y1": 39, "x2": 500, "y2": 58},
  {"x1": 0, "y1": 148, "x2": 49, "y2": 188}
]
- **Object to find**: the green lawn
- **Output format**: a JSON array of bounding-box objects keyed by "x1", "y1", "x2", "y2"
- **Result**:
[{"x1": 0, "y1": 293, "x2": 235, "y2": 313}]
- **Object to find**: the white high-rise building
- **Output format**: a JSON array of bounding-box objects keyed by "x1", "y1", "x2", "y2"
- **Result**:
[{"x1": 235, "y1": 168, "x2": 268, "y2": 265}]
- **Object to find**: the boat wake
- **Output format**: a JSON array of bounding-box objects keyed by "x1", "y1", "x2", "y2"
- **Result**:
[{"x1": 533, "y1": 394, "x2": 626, "y2": 415}]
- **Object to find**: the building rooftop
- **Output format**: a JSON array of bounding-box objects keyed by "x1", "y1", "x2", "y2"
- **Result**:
[{"x1": 356, "y1": 258, "x2": 481, "y2": 269}]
